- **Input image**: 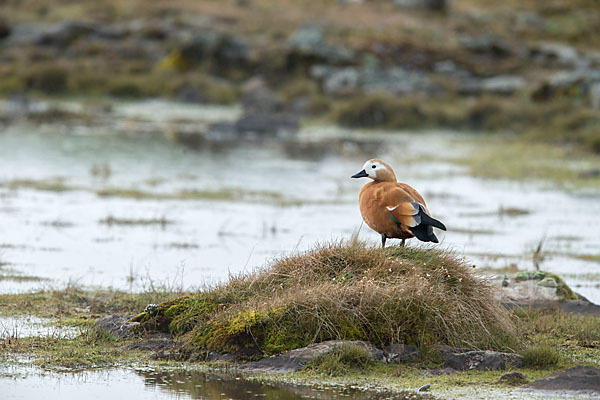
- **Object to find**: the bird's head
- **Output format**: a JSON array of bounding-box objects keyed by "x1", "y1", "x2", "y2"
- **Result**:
[{"x1": 351, "y1": 159, "x2": 397, "y2": 182}]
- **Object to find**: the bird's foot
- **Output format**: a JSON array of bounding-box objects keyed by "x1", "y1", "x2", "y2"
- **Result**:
[
  {"x1": 381, "y1": 233, "x2": 387, "y2": 248},
  {"x1": 400, "y1": 239, "x2": 405, "y2": 248}
]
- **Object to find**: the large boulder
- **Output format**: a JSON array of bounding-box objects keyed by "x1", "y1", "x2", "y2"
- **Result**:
[
  {"x1": 443, "y1": 350, "x2": 523, "y2": 371},
  {"x1": 239, "y1": 340, "x2": 384, "y2": 373},
  {"x1": 524, "y1": 366, "x2": 600, "y2": 394}
]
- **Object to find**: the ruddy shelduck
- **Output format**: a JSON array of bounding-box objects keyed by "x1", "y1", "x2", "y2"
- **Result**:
[{"x1": 352, "y1": 159, "x2": 446, "y2": 247}]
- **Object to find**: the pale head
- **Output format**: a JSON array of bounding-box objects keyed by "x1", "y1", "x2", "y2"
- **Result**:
[{"x1": 351, "y1": 159, "x2": 397, "y2": 182}]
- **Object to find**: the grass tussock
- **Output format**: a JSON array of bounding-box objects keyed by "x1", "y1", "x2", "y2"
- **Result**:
[
  {"x1": 133, "y1": 241, "x2": 517, "y2": 359},
  {"x1": 520, "y1": 344, "x2": 562, "y2": 369},
  {"x1": 304, "y1": 344, "x2": 374, "y2": 376}
]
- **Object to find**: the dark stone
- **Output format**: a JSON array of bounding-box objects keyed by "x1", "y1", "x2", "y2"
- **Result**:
[
  {"x1": 443, "y1": 350, "x2": 523, "y2": 371},
  {"x1": 384, "y1": 343, "x2": 419, "y2": 363},
  {"x1": 394, "y1": 0, "x2": 449, "y2": 12},
  {"x1": 179, "y1": 31, "x2": 249, "y2": 69},
  {"x1": 460, "y1": 35, "x2": 512, "y2": 58},
  {"x1": 94, "y1": 314, "x2": 139, "y2": 339},
  {"x1": 36, "y1": 21, "x2": 96, "y2": 47},
  {"x1": 174, "y1": 86, "x2": 208, "y2": 104},
  {"x1": 499, "y1": 371, "x2": 528, "y2": 385},
  {"x1": 0, "y1": 18, "x2": 10, "y2": 40},
  {"x1": 239, "y1": 340, "x2": 384, "y2": 374},
  {"x1": 525, "y1": 366, "x2": 600, "y2": 394}
]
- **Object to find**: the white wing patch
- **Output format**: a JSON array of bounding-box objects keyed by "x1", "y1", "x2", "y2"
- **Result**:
[{"x1": 386, "y1": 205, "x2": 399, "y2": 211}]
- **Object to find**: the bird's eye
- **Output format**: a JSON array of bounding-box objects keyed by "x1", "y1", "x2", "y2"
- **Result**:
[{"x1": 372, "y1": 165, "x2": 376, "y2": 169}]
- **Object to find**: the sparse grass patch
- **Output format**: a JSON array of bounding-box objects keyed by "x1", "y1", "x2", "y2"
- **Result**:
[
  {"x1": 99, "y1": 215, "x2": 172, "y2": 227},
  {"x1": 304, "y1": 344, "x2": 374, "y2": 376}
]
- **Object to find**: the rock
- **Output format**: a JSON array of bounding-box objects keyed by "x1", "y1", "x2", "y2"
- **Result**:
[
  {"x1": 459, "y1": 75, "x2": 526, "y2": 95},
  {"x1": 206, "y1": 352, "x2": 237, "y2": 363},
  {"x1": 538, "y1": 276, "x2": 558, "y2": 288},
  {"x1": 499, "y1": 371, "x2": 528, "y2": 385},
  {"x1": 384, "y1": 343, "x2": 419, "y2": 363},
  {"x1": 524, "y1": 366, "x2": 600, "y2": 394},
  {"x1": 286, "y1": 26, "x2": 355, "y2": 66},
  {"x1": 495, "y1": 270, "x2": 584, "y2": 307},
  {"x1": 529, "y1": 42, "x2": 583, "y2": 68},
  {"x1": 94, "y1": 314, "x2": 139, "y2": 339},
  {"x1": 394, "y1": 0, "x2": 449, "y2": 12},
  {"x1": 179, "y1": 31, "x2": 249, "y2": 68},
  {"x1": 311, "y1": 65, "x2": 433, "y2": 95},
  {"x1": 443, "y1": 350, "x2": 523, "y2": 371},
  {"x1": 174, "y1": 85, "x2": 209, "y2": 104},
  {"x1": 532, "y1": 70, "x2": 600, "y2": 102},
  {"x1": 0, "y1": 18, "x2": 10, "y2": 40},
  {"x1": 234, "y1": 112, "x2": 299, "y2": 137},
  {"x1": 241, "y1": 78, "x2": 282, "y2": 113},
  {"x1": 590, "y1": 82, "x2": 600, "y2": 109},
  {"x1": 417, "y1": 384, "x2": 431, "y2": 392},
  {"x1": 36, "y1": 21, "x2": 96, "y2": 47},
  {"x1": 460, "y1": 35, "x2": 512, "y2": 58},
  {"x1": 239, "y1": 340, "x2": 384, "y2": 373}
]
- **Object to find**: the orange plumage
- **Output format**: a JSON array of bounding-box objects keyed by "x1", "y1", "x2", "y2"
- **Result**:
[{"x1": 352, "y1": 159, "x2": 446, "y2": 247}]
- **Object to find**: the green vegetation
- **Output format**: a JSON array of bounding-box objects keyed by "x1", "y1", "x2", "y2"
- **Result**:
[
  {"x1": 130, "y1": 242, "x2": 517, "y2": 360},
  {"x1": 520, "y1": 345, "x2": 562, "y2": 369},
  {"x1": 304, "y1": 344, "x2": 375, "y2": 376}
]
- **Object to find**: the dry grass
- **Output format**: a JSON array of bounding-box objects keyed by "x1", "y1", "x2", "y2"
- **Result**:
[{"x1": 134, "y1": 241, "x2": 517, "y2": 359}]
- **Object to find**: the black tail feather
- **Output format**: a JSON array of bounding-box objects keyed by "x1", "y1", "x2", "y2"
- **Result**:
[
  {"x1": 410, "y1": 224, "x2": 439, "y2": 243},
  {"x1": 407, "y1": 204, "x2": 445, "y2": 243},
  {"x1": 419, "y1": 208, "x2": 446, "y2": 231}
]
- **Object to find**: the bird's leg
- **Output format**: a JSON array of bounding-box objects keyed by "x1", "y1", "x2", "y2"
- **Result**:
[
  {"x1": 400, "y1": 239, "x2": 405, "y2": 248},
  {"x1": 381, "y1": 234, "x2": 387, "y2": 248}
]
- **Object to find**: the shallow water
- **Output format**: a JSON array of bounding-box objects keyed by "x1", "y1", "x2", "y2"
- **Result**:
[
  {"x1": 0, "y1": 365, "x2": 427, "y2": 400},
  {"x1": 0, "y1": 100, "x2": 599, "y2": 303}
]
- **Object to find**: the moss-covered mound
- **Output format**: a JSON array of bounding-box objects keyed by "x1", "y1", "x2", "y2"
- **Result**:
[
  {"x1": 514, "y1": 271, "x2": 579, "y2": 302},
  {"x1": 132, "y1": 242, "x2": 516, "y2": 359}
]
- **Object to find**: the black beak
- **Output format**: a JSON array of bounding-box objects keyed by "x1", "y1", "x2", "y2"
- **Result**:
[{"x1": 351, "y1": 169, "x2": 368, "y2": 179}]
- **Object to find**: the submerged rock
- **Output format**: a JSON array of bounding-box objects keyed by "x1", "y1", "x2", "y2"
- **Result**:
[
  {"x1": 524, "y1": 366, "x2": 600, "y2": 394},
  {"x1": 443, "y1": 350, "x2": 523, "y2": 371},
  {"x1": 239, "y1": 340, "x2": 384, "y2": 373},
  {"x1": 94, "y1": 314, "x2": 139, "y2": 339}
]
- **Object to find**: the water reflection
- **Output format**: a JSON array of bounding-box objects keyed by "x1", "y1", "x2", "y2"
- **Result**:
[{"x1": 0, "y1": 366, "x2": 431, "y2": 400}]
